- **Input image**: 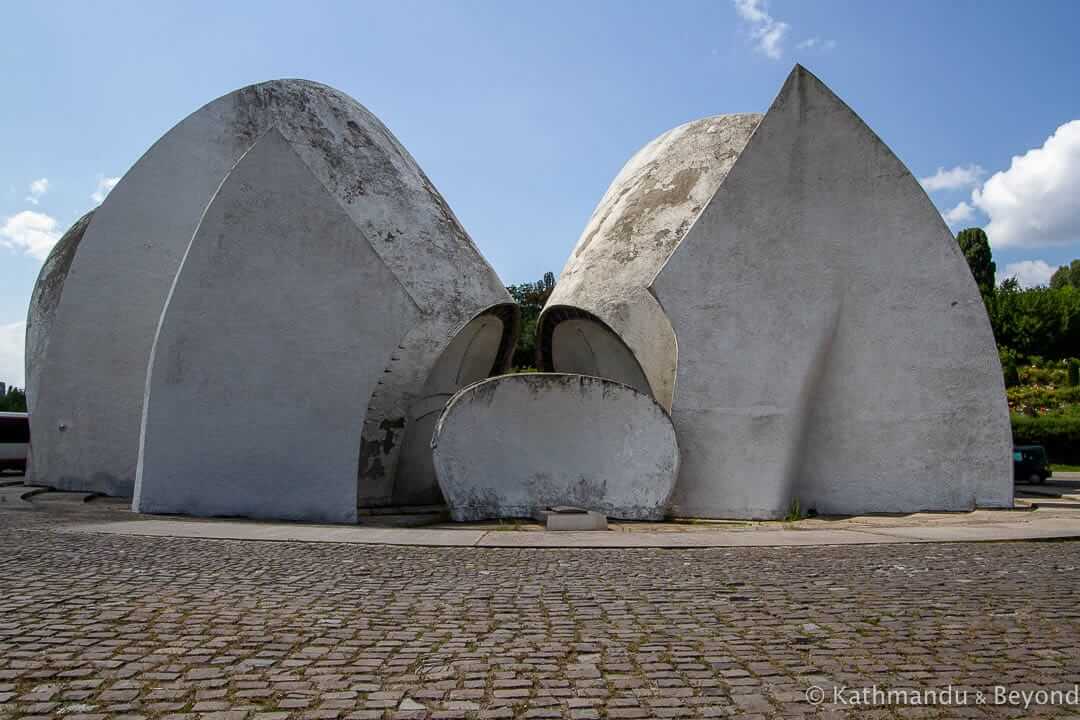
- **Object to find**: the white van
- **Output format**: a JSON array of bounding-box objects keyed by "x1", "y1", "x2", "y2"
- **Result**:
[{"x1": 0, "y1": 412, "x2": 29, "y2": 473}]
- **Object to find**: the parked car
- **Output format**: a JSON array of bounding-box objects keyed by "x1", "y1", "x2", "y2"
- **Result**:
[
  {"x1": 1013, "y1": 445, "x2": 1052, "y2": 485},
  {"x1": 0, "y1": 412, "x2": 28, "y2": 473}
]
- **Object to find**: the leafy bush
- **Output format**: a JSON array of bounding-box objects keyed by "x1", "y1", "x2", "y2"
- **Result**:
[
  {"x1": 1008, "y1": 384, "x2": 1080, "y2": 415},
  {"x1": 1011, "y1": 412, "x2": 1080, "y2": 465},
  {"x1": 0, "y1": 387, "x2": 25, "y2": 412},
  {"x1": 1000, "y1": 348, "x2": 1021, "y2": 388},
  {"x1": 990, "y1": 283, "x2": 1080, "y2": 361},
  {"x1": 1019, "y1": 364, "x2": 1067, "y2": 386},
  {"x1": 506, "y1": 272, "x2": 555, "y2": 370}
]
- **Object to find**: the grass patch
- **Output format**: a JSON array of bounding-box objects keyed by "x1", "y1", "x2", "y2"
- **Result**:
[{"x1": 1051, "y1": 463, "x2": 1080, "y2": 472}]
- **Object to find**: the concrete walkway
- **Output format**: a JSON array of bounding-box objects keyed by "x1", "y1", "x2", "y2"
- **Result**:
[
  {"x1": 8, "y1": 475, "x2": 1078, "y2": 548},
  {"x1": 1015, "y1": 474, "x2": 1080, "y2": 507},
  {"x1": 58, "y1": 510, "x2": 1080, "y2": 548}
]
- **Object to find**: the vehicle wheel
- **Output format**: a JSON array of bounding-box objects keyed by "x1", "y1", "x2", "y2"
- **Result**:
[{"x1": 1030, "y1": 473, "x2": 1043, "y2": 485}]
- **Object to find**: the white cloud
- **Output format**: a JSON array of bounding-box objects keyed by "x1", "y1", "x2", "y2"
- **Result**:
[
  {"x1": 734, "y1": 0, "x2": 769, "y2": 23},
  {"x1": 997, "y1": 259, "x2": 1056, "y2": 289},
  {"x1": 25, "y1": 178, "x2": 49, "y2": 205},
  {"x1": 0, "y1": 321, "x2": 25, "y2": 389},
  {"x1": 733, "y1": 0, "x2": 789, "y2": 60},
  {"x1": 796, "y1": 37, "x2": 836, "y2": 51},
  {"x1": 91, "y1": 175, "x2": 120, "y2": 204},
  {"x1": 0, "y1": 211, "x2": 62, "y2": 261},
  {"x1": 920, "y1": 164, "x2": 986, "y2": 192},
  {"x1": 973, "y1": 120, "x2": 1080, "y2": 249},
  {"x1": 943, "y1": 201, "x2": 975, "y2": 225}
]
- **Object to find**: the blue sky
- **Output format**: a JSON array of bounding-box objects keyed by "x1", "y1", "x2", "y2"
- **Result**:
[{"x1": 2, "y1": 0, "x2": 1079, "y2": 387}]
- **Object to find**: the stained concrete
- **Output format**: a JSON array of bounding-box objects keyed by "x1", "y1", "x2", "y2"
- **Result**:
[
  {"x1": 537, "y1": 509, "x2": 609, "y2": 531},
  {"x1": 549, "y1": 315, "x2": 652, "y2": 397},
  {"x1": 432, "y1": 373, "x2": 679, "y2": 522},
  {"x1": 134, "y1": 130, "x2": 419, "y2": 523},
  {"x1": 27, "y1": 79, "x2": 514, "y2": 503},
  {"x1": 651, "y1": 66, "x2": 1012, "y2": 518},
  {"x1": 24, "y1": 211, "x2": 93, "y2": 484},
  {"x1": 539, "y1": 114, "x2": 762, "y2": 409},
  {"x1": 386, "y1": 308, "x2": 515, "y2": 507}
]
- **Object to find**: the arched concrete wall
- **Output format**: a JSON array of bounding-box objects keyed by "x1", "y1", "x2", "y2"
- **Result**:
[
  {"x1": 539, "y1": 114, "x2": 761, "y2": 409},
  {"x1": 651, "y1": 66, "x2": 1012, "y2": 518},
  {"x1": 433, "y1": 373, "x2": 679, "y2": 521},
  {"x1": 387, "y1": 304, "x2": 519, "y2": 507},
  {"x1": 134, "y1": 130, "x2": 419, "y2": 523},
  {"x1": 543, "y1": 309, "x2": 651, "y2": 396},
  {"x1": 24, "y1": 211, "x2": 94, "y2": 485},
  {"x1": 28, "y1": 79, "x2": 510, "y2": 499}
]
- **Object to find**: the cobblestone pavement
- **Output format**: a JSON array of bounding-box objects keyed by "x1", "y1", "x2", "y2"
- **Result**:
[{"x1": 2, "y1": 503, "x2": 1079, "y2": 719}]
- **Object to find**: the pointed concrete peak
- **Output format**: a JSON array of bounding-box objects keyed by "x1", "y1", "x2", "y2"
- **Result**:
[
  {"x1": 772, "y1": 62, "x2": 832, "y2": 109},
  {"x1": 772, "y1": 63, "x2": 813, "y2": 99},
  {"x1": 764, "y1": 63, "x2": 879, "y2": 148},
  {"x1": 786, "y1": 63, "x2": 826, "y2": 86}
]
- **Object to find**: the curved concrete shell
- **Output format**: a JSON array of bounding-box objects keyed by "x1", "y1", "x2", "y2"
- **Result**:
[
  {"x1": 28, "y1": 79, "x2": 514, "y2": 503},
  {"x1": 24, "y1": 211, "x2": 94, "y2": 483},
  {"x1": 651, "y1": 66, "x2": 1011, "y2": 517},
  {"x1": 432, "y1": 373, "x2": 679, "y2": 521},
  {"x1": 134, "y1": 130, "x2": 419, "y2": 522},
  {"x1": 538, "y1": 113, "x2": 762, "y2": 409},
  {"x1": 387, "y1": 305, "x2": 517, "y2": 506}
]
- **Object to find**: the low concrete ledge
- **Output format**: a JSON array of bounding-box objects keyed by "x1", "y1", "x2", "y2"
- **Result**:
[
  {"x1": 52, "y1": 513, "x2": 1080, "y2": 548},
  {"x1": 432, "y1": 373, "x2": 679, "y2": 522}
]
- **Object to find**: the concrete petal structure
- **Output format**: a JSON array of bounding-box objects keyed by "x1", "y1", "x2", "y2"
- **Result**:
[
  {"x1": 24, "y1": 211, "x2": 94, "y2": 482},
  {"x1": 432, "y1": 374, "x2": 679, "y2": 521},
  {"x1": 545, "y1": 65, "x2": 1009, "y2": 519},
  {"x1": 134, "y1": 130, "x2": 417, "y2": 522},
  {"x1": 28, "y1": 80, "x2": 515, "y2": 507},
  {"x1": 28, "y1": 67, "x2": 1009, "y2": 525},
  {"x1": 537, "y1": 66, "x2": 1011, "y2": 519},
  {"x1": 538, "y1": 114, "x2": 762, "y2": 410}
]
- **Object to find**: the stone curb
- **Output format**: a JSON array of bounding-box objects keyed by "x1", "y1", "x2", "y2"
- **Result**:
[{"x1": 51, "y1": 516, "x2": 1080, "y2": 549}]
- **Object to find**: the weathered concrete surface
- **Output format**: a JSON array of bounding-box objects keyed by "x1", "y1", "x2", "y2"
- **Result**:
[
  {"x1": 432, "y1": 373, "x2": 679, "y2": 521},
  {"x1": 652, "y1": 66, "x2": 1012, "y2": 518},
  {"x1": 539, "y1": 114, "x2": 762, "y2": 409},
  {"x1": 134, "y1": 130, "x2": 418, "y2": 523},
  {"x1": 548, "y1": 313, "x2": 652, "y2": 397},
  {"x1": 28, "y1": 79, "x2": 513, "y2": 502},
  {"x1": 538, "y1": 508, "x2": 609, "y2": 531},
  {"x1": 24, "y1": 211, "x2": 93, "y2": 485},
  {"x1": 385, "y1": 306, "x2": 516, "y2": 507}
]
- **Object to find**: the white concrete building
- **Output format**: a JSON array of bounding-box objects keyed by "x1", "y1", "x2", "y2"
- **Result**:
[
  {"x1": 28, "y1": 67, "x2": 1010, "y2": 524},
  {"x1": 28, "y1": 80, "x2": 516, "y2": 518},
  {"x1": 542, "y1": 66, "x2": 1011, "y2": 518}
]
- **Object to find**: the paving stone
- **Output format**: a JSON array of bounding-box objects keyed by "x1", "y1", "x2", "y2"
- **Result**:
[{"x1": 1, "y1": 504, "x2": 1079, "y2": 719}]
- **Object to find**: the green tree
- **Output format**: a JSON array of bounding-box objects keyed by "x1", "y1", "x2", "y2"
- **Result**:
[
  {"x1": 0, "y1": 387, "x2": 26, "y2": 412},
  {"x1": 506, "y1": 272, "x2": 555, "y2": 370},
  {"x1": 1050, "y1": 259, "x2": 1080, "y2": 289},
  {"x1": 955, "y1": 228, "x2": 996, "y2": 296},
  {"x1": 989, "y1": 281, "x2": 1080, "y2": 360}
]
